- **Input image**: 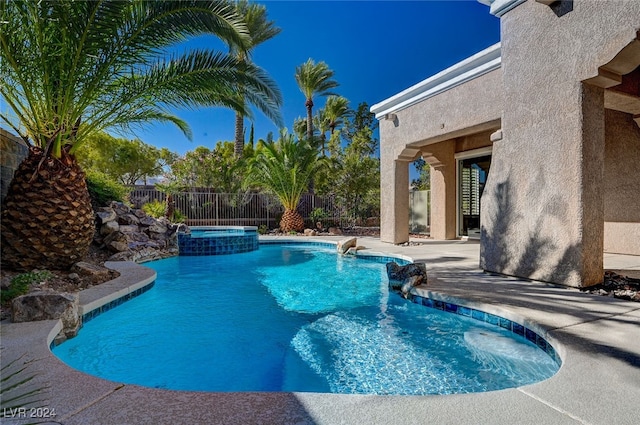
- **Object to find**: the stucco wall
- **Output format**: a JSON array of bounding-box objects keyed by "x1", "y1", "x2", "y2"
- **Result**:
[
  {"x1": 379, "y1": 68, "x2": 503, "y2": 155},
  {"x1": 604, "y1": 109, "x2": 640, "y2": 255},
  {"x1": 480, "y1": 0, "x2": 640, "y2": 287},
  {"x1": 379, "y1": 68, "x2": 503, "y2": 244},
  {"x1": 0, "y1": 128, "x2": 28, "y2": 205}
]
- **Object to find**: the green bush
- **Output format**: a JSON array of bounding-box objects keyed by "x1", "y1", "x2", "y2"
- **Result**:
[
  {"x1": 142, "y1": 201, "x2": 186, "y2": 223},
  {"x1": 1, "y1": 271, "x2": 53, "y2": 304},
  {"x1": 85, "y1": 170, "x2": 129, "y2": 208},
  {"x1": 142, "y1": 200, "x2": 166, "y2": 218},
  {"x1": 258, "y1": 224, "x2": 268, "y2": 235},
  {"x1": 309, "y1": 207, "x2": 329, "y2": 224}
]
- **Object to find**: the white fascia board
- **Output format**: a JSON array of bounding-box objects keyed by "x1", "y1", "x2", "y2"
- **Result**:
[
  {"x1": 489, "y1": 0, "x2": 527, "y2": 17},
  {"x1": 370, "y1": 43, "x2": 501, "y2": 120}
]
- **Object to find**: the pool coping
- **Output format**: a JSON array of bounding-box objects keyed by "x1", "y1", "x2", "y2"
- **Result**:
[{"x1": 1, "y1": 237, "x2": 639, "y2": 425}]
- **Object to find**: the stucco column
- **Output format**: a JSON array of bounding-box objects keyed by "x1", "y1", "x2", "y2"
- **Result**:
[
  {"x1": 579, "y1": 83, "x2": 605, "y2": 286},
  {"x1": 380, "y1": 158, "x2": 410, "y2": 244},
  {"x1": 425, "y1": 141, "x2": 457, "y2": 240}
]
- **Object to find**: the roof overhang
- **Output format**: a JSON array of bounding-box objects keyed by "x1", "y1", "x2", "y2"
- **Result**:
[{"x1": 370, "y1": 43, "x2": 502, "y2": 120}]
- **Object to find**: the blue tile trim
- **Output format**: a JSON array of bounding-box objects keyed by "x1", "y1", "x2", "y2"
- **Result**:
[
  {"x1": 50, "y1": 281, "x2": 156, "y2": 350},
  {"x1": 82, "y1": 282, "x2": 155, "y2": 325},
  {"x1": 407, "y1": 294, "x2": 562, "y2": 366},
  {"x1": 178, "y1": 232, "x2": 259, "y2": 256},
  {"x1": 260, "y1": 240, "x2": 336, "y2": 249}
]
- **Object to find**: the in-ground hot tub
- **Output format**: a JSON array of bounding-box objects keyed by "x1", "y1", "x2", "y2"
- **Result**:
[{"x1": 177, "y1": 226, "x2": 259, "y2": 255}]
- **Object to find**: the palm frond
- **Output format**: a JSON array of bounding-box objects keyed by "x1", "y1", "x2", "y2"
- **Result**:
[
  {"x1": 0, "y1": 0, "x2": 281, "y2": 158},
  {"x1": 294, "y1": 58, "x2": 339, "y2": 101},
  {"x1": 245, "y1": 134, "x2": 326, "y2": 211},
  {"x1": 0, "y1": 354, "x2": 49, "y2": 420}
]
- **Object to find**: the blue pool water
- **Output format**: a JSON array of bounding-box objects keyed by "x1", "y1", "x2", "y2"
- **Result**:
[{"x1": 53, "y1": 245, "x2": 559, "y2": 394}]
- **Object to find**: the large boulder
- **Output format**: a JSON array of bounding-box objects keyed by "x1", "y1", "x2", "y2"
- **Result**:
[
  {"x1": 12, "y1": 292, "x2": 80, "y2": 339},
  {"x1": 386, "y1": 262, "x2": 427, "y2": 297}
]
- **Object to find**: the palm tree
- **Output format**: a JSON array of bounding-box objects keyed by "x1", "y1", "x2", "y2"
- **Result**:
[
  {"x1": 313, "y1": 108, "x2": 330, "y2": 156},
  {"x1": 245, "y1": 132, "x2": 326, "y2": 232},
  {"x1": 294, "y1": 59, "x2": 339, "y2": 142},
  {"x1": 230, "y1": 0, "x2": 282, "y2": 157},
  {"x1": 293, "y1": 117, "x2": 308, "y2": 142},
  {"x1": 324, "y1": 96, "x2": 351, "y2": 135},
  {"x1": 0, "y1": 0, "x2": 282, "y2": 271}
]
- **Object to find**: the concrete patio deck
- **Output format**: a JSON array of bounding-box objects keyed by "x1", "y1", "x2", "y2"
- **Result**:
[{"x1": 1, "y1": 236, "x2": 639, "y2": 425}]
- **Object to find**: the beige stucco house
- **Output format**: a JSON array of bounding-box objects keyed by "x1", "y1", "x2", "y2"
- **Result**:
[{"x1": 371, "y1": 0, "x2": 640, "y2": 288}]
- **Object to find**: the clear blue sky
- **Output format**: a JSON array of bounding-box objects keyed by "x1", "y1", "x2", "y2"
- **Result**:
[{"x1": 131, "y1": 0, "x2": 500, "y2": 157}]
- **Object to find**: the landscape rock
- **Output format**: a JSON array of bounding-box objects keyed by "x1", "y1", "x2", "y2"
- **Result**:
[
  {"x1": 386, "y1": 262, "x2": 428, "y2": 297},
  {"x1": 108, "y1": 246, "x2": 176, "y2": 263},
  {"x1": 139, "y1": 216, "x2": 157, "y2": 226},
  {"x1": 337, "y1": 237, "x2": 357, "y2": 254},
  {"x1": 118, "y1": 224, "x2": 139, "y2": 234},
  {"x1": 71, "y1": 262, "x2": 112, "y2": 284},
  {"x1": 118, "y1": 213, "x2": 140, "y2": 225},
  {"x1": 100, "y1": 220, "x2": 120, "y2": 236},
  {"x1": 304, "y1": 228, "x2": 317, "y2": 236},
  {"x1": 345, "y1": 247, "x2": 358, "y2": 256},
  {"x1": 11, "y1": 292, "x2": 80, "y2": 339},
  {"x1": 328, "y1": 227, "x2": 343, "y2": 235},
  {"x1": 96, "y1": 208, "x2": 117, "y2": 224},
  {"x1": 111, "y1": 202, "x2": 131, "y2": 216},
  {"x1": 147, "y1": 222, "x2": 168, "y2": 234},
  {"x1": 133, "y1": 209, "x2": 147, "y2": 219},
  {"x1": 94, "y1": 202, "x2": 180, "y2": 262}
]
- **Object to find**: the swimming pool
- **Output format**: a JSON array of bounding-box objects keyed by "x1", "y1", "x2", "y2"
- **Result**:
[{"x1": 53, "y1": 244, "x2": 559, "y2": 395}]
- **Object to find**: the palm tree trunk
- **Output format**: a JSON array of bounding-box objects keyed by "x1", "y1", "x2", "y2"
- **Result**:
[
  {"x1": 1, "y1": 147, "x2": 95, "y2": 271},
  {"x1": 305, "y1": 98, "x2": 314, "y2": 141},
  {"x1": 234, "y1": 112, "x2": 244, "y2": 157}
]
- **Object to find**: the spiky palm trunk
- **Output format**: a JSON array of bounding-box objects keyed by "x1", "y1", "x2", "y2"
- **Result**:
[
  {"x1": 1, "y1": 147, "x2": 95, "y2": 271},
  {"x1": 280, "y1": 209, "x2": 304, "y2": 232},
  {"x1": 234, "y1": 112, "x2": 244, "y2": 157}
]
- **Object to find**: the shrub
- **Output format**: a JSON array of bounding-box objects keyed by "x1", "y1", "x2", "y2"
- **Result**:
[
  {"x1": 309, "y1": 207, "x2": 329, "y2": 224},
  {"x1": 142, "y1": 201, "x2": 186, "y2": 223},
  {"x1": 142, "y1": 200, "x2": 166, "y2": 218},
  {"x1": 1, "y1": 271, "x2": 54, "y2": 303},
  {"x1": 258, "y1": 224, "x2": 268, "y2": 235},
  {"x1": 85, "y1": 170, "x2": 129, "y2": 208}
]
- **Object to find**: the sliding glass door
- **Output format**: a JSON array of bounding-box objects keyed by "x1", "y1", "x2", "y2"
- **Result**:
[{"x1": 458, "y1": 154, "x2": 491, "y2": 238}]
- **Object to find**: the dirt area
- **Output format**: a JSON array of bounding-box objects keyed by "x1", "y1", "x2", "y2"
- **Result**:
[{"x1": 0, "y1": 244, "x2": 119, "y2": 320}]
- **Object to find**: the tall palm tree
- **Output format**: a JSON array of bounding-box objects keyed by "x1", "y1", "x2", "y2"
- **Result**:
[
  {"x1": 0, "y1": 0, "x2": 282, "y2": 271},
  {"x1": 245, "y1": 132, "x2": 326, "y2": 232},
  {"x1": 230, "y1": 0, "x2": 282, "y2": 157},
  {"x1": 324, "y1": 96, "x2": 351, "y2": 135},
  {"x1": 313, "y1": 108, "x2": 330, "y2": 156},
  {"x1": 294, "y1": 59, "x2": 339, "y2": 142}
]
